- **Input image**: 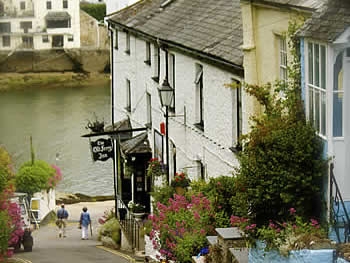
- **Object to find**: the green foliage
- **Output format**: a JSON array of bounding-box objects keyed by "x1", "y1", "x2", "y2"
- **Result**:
[
  {"x1": 98, "y1": 218, "x2": 121, "y2": 244},
  {"x1": 230, "y1": 19, "x2": 327, "y2": 226},
  {"x1": 15, "y1": 160, "x2": 55, "y2": 195},
  {"x1": 190, "y1": 176, "x2": 237, "y2": 227},
  {"x1": 0, "y1": 210, "x2": 10, "y2": 256},
  {"x1": 0, "y1": 146, "x2": 14, "y2": 193},
  {"x1": 80, "y1": 3, "x2": 106, "y2": 21},
  {"x1": 150, "y1": 184, "x2": 175, "y2": 209}
]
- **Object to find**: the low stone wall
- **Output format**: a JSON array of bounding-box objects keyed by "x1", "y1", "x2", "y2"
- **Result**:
[{"x1": 0, "y1": 48, "x2": 109, "y2": 73}]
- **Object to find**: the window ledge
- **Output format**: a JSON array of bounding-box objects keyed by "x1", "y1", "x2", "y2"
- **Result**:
[
  {"x1": 194, "y1": 123, "x2": 204, "y2": 131},
  {"x1": 152, "y1": 76, "x2": 159, "y2": 83}
]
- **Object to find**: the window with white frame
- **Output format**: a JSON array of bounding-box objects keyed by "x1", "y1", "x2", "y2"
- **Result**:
[
  {"x1": 46, "y1": 1, "x2": 52, "y2": 9},
  {"x1": 146, "y1": 92, "x2": 152, "y2": 127},
  {"x1": 2, "y1": 35, "x2": 10, "y2": 47},
  {"x1": 195, "y1": 64, "x2": 204, "y2": 130},
  {"x1": 333, "y1": 51, "x2": 344, "y2": 137},
  {"x1": 126, "y1": 79, "x2": 131, "y2": 112},
  {"x1": 42, "y1": 35, "x2": 49, "y2": 43},
  {"x1": 20, "y1": 1, "x2": 25, "y2": 10},
  {"x1": 152, "y1": 45, "x2": 160, "y2": 82},
  {"x1": 307, "y1": 42, "x2": 326, "y2": 136},
  {"x1": 67, "y1": 35, "x2": 73, "y2": 42},
  {"x1": 63, "y1": 0, "x2": 68, "y2": 8},
  {"x1": 125, "y1": 32, "x2": 130, "y2": 55},
  {"x1": 168, "y1": 53, "x2": 175, "y2": 111},
  {"x1": 145, "y1": 41, "x2": 151, "y2": 65},
  {"x1": 279, "y1": 36, "x2": 287, "y2": 84}
]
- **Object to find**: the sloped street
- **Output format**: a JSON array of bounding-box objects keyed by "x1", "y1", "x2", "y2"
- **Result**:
[{"x1": 12, "y1": 201, "x2": 133, "y2": 263}]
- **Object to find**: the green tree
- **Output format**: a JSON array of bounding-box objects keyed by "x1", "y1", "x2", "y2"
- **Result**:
[
  {"x1": 80, "y1": 3, "x2": 106, "y2": 21},
  {"x1": 231, "y1": 20, "x2": 327, "y2": 225},
  {"x1": 15, "y1": 160, "x2": 55, "y2": 196}
]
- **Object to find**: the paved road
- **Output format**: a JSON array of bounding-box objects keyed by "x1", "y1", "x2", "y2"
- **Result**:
[{"x1": 12, "y1": 201, "x2": 133, "y2": 263}]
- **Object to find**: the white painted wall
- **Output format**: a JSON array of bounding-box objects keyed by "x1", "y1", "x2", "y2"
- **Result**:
[{"x1": 111, "y1": 29, "x2": 241, "y2": 182}]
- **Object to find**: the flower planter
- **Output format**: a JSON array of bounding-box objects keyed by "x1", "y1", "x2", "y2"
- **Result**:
[
  {"x1": 132, "y1": 212, "x2": 145, "y2": 221},
  {"x1": 175, "y1": 186, "x2": 185, "y2": 195}
]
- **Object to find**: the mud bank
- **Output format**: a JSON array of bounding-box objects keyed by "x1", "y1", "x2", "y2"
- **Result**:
[{"x1": 0, "y1": 72, "x2": 110, "y2": 90}]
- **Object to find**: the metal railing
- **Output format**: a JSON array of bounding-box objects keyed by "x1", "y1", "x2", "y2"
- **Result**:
[
  {"x1": 330, "y1": 162, "x2": 350, "y2": 243},
  {"x1": 116, "y1": 196, "x2": 145, "y2": 251}
]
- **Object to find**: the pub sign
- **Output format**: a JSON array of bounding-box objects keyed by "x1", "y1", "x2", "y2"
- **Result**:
[{"x1": 90, "y1": 138, "x2": 113, "y2": 162}]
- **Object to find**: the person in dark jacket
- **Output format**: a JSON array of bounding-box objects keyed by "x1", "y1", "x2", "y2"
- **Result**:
[
  {"x1": 80, "y1": 207, "x2": 91, "y2": 240},
  {"x1": 56, "y1": 204, "x2": 69, "y2": 238}
]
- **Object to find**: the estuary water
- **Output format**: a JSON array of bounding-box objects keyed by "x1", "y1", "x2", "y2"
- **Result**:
[{"x1": 0, "y1": 81, "x2": 113, "y2": 196}]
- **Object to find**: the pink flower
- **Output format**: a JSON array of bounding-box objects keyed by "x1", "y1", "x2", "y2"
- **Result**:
[{"x1": 289, "y1": 207, "x2": 296, "y2": 215}]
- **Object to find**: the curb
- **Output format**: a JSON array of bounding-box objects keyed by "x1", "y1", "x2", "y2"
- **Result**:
[{"x1": 96, "y1": 246, "x2": 143, "y2": 262}]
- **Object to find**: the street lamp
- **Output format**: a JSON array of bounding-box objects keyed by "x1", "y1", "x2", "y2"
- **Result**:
[{"x1": 158, "y1": 78, "x2": 174, "y2": 184}]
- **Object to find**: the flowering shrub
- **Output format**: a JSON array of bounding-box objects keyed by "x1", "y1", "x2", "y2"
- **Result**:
[
  {"x1": 149, "y1": 193, "x2": 215, "y2": 262},
  {"x1": 170, "y1": 172, "x2": 190, "y2": 188},
  {"x1": 128, "y1": 201, "x2": 145, "y2": 213},
  {"x1": 48, "y1": 164, "x2": 63, "y2": 188},
  {"x1": 147, "y1": 158, "x2": 164, "y2": 178},
  {"x1": 230, "y1": 208, "x2": 330, "y2": 256}
]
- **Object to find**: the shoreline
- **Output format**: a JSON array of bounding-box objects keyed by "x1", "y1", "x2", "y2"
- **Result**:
[
  {"x1": 0, "y1": 72, "x2": 110, "y2": 90},
  {"x1": 55, "y1": 191, "x2": 114, "y2": 205}
]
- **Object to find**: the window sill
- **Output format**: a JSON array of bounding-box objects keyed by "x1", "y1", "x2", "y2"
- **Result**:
[
  {"x1": 151, "y1": 76, "x2": 159, "y2": 83},
  {"x1": 194, "y1": 123, "x2": 204, "y2": 131}
]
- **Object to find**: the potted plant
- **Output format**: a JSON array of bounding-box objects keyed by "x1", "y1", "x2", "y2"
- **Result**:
[
  {"x1": 147, "y1": 158, "x2": 164, "y2": 178},
  {"x1": 171, "y1": 172, "x2": 190, "y2": 195},
  {"x1": 128, "y1": 201, "x2": 145, "y2": 220},
  {"x1": 85, "y1": 113, "x2": 105, "y2": 133}
]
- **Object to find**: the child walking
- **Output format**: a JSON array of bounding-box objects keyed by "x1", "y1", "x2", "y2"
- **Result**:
[{"x1": 80, "y1": 206, "x2": 91, "y2": 240}]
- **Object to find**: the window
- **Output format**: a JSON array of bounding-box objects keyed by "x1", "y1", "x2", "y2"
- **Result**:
[
  {"x1": 2, "y1": 36, "x2": 10, "y2": 47},
  {"x1": 145, "y1": 42, "x2": 151, "y2": 65},
  {"x1": 279, "y1": 36, "x2": 287, "y2": 84},
  {"x1": 42, "y1": 35, "x2": 49, "y2": 43},
  {"x1": 168, "y1": 53, "x2": 175, "y2": 111},
  {"x1": 152, "y1": 45, "x2": 160, "y2": 82},
  {"x1": 20, "y1": 21, "x2": 32, "y2": 33},
  {"x1": 0, "y1": 23, "x2": 11, "y2": 33},
  {"x1": 126, "y1": 79, "x2": 131, "y2": 112},
  {"x1": 0, "y1": 2, "x2": 4, "y2": 16},
  {"x1": 67, "y1": 35, "x2": 73, "y2": 42},
  {"x1": 22, "y1": 36, "x2": 33, "y2": 49},
  {"x1": 307, "y1": 42, "x2": 326, "y2": 136},
  {"x1": 333, "y1": 52, "x2": 343, "y2": 137},
  {"x1": 20, "y1": 1, "x2": 25, "y2": 10},
  {"x1": 46, "y1": 1, "x2": 52, "y2": 9},
  {"x1": 114, "y1": 30, "x2": 118, "y2": 50},
  {"x1": 146, "y1": 92, "x2": 152, "y2": 128},
  {"x1": 195, "y1": 64, "x2": 204, "y2": 130},
  {"x1": 52, "y1": 35, "x2": 63, "y2": 47},
  {"x1": 125, "y1": 32, "x2": 130, "y2": 55},
  {"x1": 63, "y1": 0, "x2": 68, "y2": 8}
]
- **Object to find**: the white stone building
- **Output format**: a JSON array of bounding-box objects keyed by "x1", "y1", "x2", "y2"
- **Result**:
[
  {"x1": 106, "y1": 0, "x2": 244, "y2": 182},
  {"x1": 0, "y1": 0, "x2": 80, "y2": 51}
]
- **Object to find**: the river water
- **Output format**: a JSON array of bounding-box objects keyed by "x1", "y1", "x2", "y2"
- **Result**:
[{"x1": 0, "y1": 82, "x2": 113, "y2": 196}]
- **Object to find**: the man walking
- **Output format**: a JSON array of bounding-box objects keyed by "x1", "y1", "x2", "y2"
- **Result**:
[
  {"x1": 80, "y1": 207, "x2": 91, "y2": 240},
  {"x1": 56, "y1": 203, "x2": 69, "y2": 238}
]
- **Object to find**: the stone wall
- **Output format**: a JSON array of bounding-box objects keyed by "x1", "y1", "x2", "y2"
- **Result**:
[{"x1": 0, "y1": 49, "x2": 110, "y2": 73}]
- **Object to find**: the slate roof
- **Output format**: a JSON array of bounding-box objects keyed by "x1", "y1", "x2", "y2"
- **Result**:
[
  {"x1": 247, "y1": 0, "x2": 325, "y2": 10},
  {"x1": 107, "y1": 0, "x2": 243, "y2": 67},
  {"x1": 120, "y1": 132, "x2": 151, "y2": 155},
  {"x1": 298, "y1": 0, "x2": 350, "y2": 42}
]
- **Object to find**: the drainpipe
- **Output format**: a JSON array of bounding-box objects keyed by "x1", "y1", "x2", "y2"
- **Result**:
[{"x1": 108, "y1": 22, "x2": 118, "y2": 218}]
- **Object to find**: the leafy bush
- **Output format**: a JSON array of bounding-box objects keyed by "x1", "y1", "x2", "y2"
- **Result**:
[
  {"x1": 15, "y1": 160, "x2": 58, "y2": 195},
  {"x1": 190, "y1": 176, "x2": 237, "y2": 227},
  {"x1": 149, "y1": 193, "x2": 215, "y2": 262},
  {"x1": 231, "y1": 80, "x2": 327, "y2": 226},
  {"x1": 98, "y1": 218, "x2": 121, "y2": 244},
  {"x1": 230, "y1": 208, "x2": 332, "y2": 256},
  {"x1": 0, "y1": 210, "x2": 11, "y2": 259},
  {"x1": 80, "y1": 3, "x2": 106, "y2": 21},
  {"x1": 0, "y1": 146, "x2": 14, "y2": 193}
]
